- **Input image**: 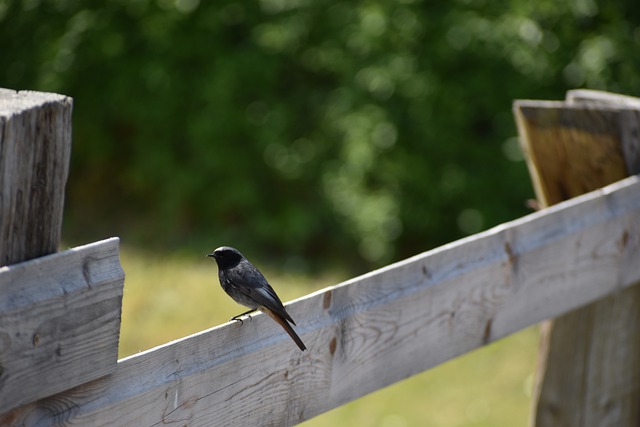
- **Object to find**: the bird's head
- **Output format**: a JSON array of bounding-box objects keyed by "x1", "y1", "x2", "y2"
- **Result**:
[{"x1": 207, "y1": 246, "x2": 243, "y2": 269}]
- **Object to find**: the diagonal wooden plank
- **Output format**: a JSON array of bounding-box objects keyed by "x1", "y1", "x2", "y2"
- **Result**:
[
  {"x1": 4, "y1": 176, "x2": 640, "y2": 427},
  {"x1": 0, "y1": 238, "x2": 124, "y2": 414}
]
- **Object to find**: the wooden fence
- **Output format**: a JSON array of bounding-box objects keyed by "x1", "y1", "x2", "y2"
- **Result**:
[{"x1": 0, "y1": 88, "x2": 638, "y2": 426}]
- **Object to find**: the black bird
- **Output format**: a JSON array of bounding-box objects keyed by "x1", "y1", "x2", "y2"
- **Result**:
[{"x1": 207, "y1": 246, "x2": 307, "y2": 351}]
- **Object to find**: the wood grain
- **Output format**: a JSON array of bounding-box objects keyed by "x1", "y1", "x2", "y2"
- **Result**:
[
  {"x1": 4, "y1": 176, "x2": 639, "y2": 427},
  {"x1": 514, "y1": 101, "x2": 629, "y2": 206},
  {"x1": 515, "y1": 92, "x2": 640, "y2": 427},
  {"x1": 0, "y1": 88, "x2": 72, "y2": 266},
  {"x1": 0, "y1": 238, "x2": 124, "y2": 414}
]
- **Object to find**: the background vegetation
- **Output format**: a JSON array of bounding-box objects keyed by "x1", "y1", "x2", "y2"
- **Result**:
[
  {"x1": 2, "y1": 1, "x2": 639, "y2": 425},
  {"x1": 3, "y1": 0, "x2": 639, "y2": 270}
]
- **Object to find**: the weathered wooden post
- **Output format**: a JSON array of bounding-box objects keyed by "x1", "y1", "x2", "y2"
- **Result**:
[
  {"x1": 514, "y1": 90, "x2": 640, "y2": 426},
  {"x1": 0, "y1": 89, "x2": 72, "y2": 265}
]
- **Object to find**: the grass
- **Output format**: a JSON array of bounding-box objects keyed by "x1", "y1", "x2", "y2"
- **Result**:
[{"x1": 118, "y1": 244, "x2": 538, "y2": 426}]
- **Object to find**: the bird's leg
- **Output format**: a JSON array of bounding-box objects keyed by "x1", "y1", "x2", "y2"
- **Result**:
[{"x1": 230, "y1": 309, "x2": 257, "y2": 325}]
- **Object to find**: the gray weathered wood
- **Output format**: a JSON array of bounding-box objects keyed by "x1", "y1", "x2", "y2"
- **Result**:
[
  {"x1": 0, "y1": 88, "x2": 72, "y2": 266},
  {"x1": 0, "y1": 238, "x2": 124, "y2": 414},
  {"x1": 515, "y1": 92, "x2": 640, "y2": 427},
  {"x1": 4, "y1": 176, "x2": 639, "y2": 427}
]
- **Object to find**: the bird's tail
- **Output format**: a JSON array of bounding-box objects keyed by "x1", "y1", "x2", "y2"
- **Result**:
[{"x1": 264, "y1": 308, "x2": 307, "y2": 351}]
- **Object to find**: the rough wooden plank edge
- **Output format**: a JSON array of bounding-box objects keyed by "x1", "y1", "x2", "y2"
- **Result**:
[
  {"x1": 0, "y1": 89, "x2": 71, "y2": 116},
  {"x1": 566, "y1": 89, "x2": 640, "y2": 108},
  {"x1": 5, "y1": 177, "x2": 640, "y2": 426},
  {"x1": 0, "y1": 238, "x2": 124, "y2": 414},
  {"x1": 514, "y1": 100, "x2": 624, "y2": 133}
]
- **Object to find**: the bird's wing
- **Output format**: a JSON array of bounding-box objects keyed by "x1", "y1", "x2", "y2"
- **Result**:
[{"x1": 228, "y1": 262, "x2": 296, "y2": 325}]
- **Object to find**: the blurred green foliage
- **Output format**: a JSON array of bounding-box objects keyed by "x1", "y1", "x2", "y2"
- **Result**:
[{"x1": 2, "y1": 0, "x2": 639, "y2": 269}]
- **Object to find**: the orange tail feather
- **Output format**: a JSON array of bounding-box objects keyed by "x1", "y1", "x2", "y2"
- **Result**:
[{"x1": 264, "y1": 308, "x2": 307, "y2": 351}]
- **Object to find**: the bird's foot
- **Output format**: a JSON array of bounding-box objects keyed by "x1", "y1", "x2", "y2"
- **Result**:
[{"x1": 230, "y1": 312, "x2": 254, "y2": 325}]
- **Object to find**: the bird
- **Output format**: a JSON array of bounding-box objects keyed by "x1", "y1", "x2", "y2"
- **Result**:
[{"x1": 207, "y1": 246, "x2": 307, "y2": 351}]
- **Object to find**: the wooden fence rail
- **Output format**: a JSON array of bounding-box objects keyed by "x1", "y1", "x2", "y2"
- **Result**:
[
  {"x1": 0, "y1": 238, "x2": 124, "y2": 414},
  {"x1": 1, "y1": 89, "x2": 639, "y2": 426}
]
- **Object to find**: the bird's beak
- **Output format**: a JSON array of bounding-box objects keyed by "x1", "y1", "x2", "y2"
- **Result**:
[{"x1": 206, "y1": 253, "x2": 215, "y2": 258}]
